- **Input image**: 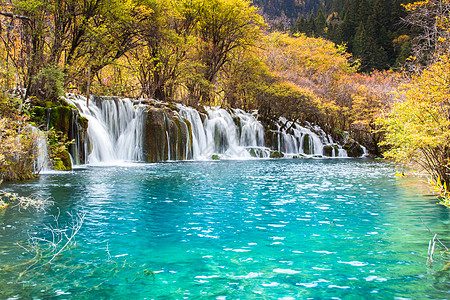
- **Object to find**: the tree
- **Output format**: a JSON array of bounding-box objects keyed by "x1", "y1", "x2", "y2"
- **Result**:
[
  {"x1": 1, "y1": 0, "x2": 152, "y2": 101},
  {"x1": 378, "y1": 54, "x2": 450, "y2": 202},
  {"x1": 188, "y1": 0, "x2": 265, "y2": 104},
  {"x1": 128, "y1": 0, "x2": 197, "y2": 101},
  {"x1": 403, "y1": 0, "x2": 450, "y2": 70},
  {"x1": 0, "y1": 92, "x2": 38, "y2": 181},
  {"x1": 314, "y1": 8, "x2": 327, "y2": 37}
]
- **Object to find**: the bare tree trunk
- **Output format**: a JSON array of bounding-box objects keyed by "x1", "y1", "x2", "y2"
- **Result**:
[{"x1": 86, "y1": 66, "x2": 91, "y2": 107}]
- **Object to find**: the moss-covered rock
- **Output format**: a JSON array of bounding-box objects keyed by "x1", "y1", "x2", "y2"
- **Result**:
[
  {"x1": 233, "y1": 116, "x2": 241, "y2": 139},
  {"x1": 212, "y1": 154, "x2": 219, "y2": 160},
  {"x1": 143, "y1": 108, "x2": 167, "y2": 162},
  {"x1": 143, "y1": 108, "x2": 193, "y2": 162},
  {"x1": 47, "y1": 106, "x2": 72, "y2": 134},
  {"x1": 183, "y1": 118, "x2": 194, "y2": 159},
  {"x1": 214, "y1": 123, "x2": 229, "y2": 154},
  {"x1": 323, "y1": 145, "x2": 333, "y2": 157},
  {"x1": 30, "y1": 103, "x2": 88, "y2": 166},
  {"x1": 343, "y1": 141, "x2": 364, "y2": 157},
  {"x1": 265, "y1": 130, "x2": 279, "y2": 150},
  {"x1": 270, "y1": 150, "x2": 284, "y2": 158},
  {"x1": 303, "y1": 134, "x2": 311, "y2": 155},
  {"x1": 323, "y1": 145, "x2": 338, "y2": 157},
  {"x1": 53, "y1": 150, "x2": 72, "y2": 171}
]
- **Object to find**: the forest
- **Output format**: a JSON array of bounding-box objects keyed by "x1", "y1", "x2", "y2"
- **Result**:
[{"x1": 0, "y1": 0, "x2": 449, "y2": 208}]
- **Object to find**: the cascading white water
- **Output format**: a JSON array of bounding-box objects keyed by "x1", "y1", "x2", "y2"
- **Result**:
[
  {"x1": 177, "y1": 105, "x2": 208, "y2": 159},
  {"x1": 31, "y1": 125, "x2": 50, "y2": 173},
  {"x1": 65, "y1": 96, "x2": 353, "y2": 164},
  {"x1": 178, "y1": 105, "x2": 270, "y2": 159},
  {"x1": 65, "y1": 95, "x2": 146, "y2": 165},
  {"x1": 177, "y1": 104, "x2": 350, "y2": 160},
  {"x1": 275, "y1": 118, "x2": 346, "y2": 158}
]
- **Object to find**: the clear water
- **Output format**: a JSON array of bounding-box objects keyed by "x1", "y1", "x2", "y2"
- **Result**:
[{"x1": 1, "y1": 159, "x2": 449, "y2": 299}]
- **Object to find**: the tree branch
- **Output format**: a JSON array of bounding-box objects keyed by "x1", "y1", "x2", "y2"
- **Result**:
[{"x1": 0, "y1": 11, "x2": 31, "y2": 22}]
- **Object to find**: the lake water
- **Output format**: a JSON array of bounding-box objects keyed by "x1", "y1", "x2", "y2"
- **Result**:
[{"x1": 0, "y1": 159, "x2": 449, "y2": 299}]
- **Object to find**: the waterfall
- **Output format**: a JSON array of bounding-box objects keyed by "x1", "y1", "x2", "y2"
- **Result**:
[
  {"x1": 64, "y1": 95, "x2": 146, "y2": 165},
  {"x1": 177, "y1": 106, "x2": 345, "y2": 160},
  {"x1": 64, "y1": 96, "x2": 359, "y2": 165},
  {"x1": 32, "y1": 126, "x2": 50, "y2": 173},
  {"x1": 178, "y1": 106, "x2": 270, "y2": 160}
]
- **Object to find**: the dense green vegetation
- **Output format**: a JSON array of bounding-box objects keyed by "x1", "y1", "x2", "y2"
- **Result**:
[
  {"x1": 292, "y1": 0, "x2": 412, "y2": 72},
  {"x1": 252, "y1": 0, "x2": 323, "y2": 29}
]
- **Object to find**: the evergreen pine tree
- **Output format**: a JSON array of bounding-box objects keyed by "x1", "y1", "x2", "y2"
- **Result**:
[{"x1": 315, "y1": 8, "x2": 327, "y2": 37}]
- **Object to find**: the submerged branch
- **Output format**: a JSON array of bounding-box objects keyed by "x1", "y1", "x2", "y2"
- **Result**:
[
  {"x1": 47, "y1": 211, "x2": 86, "y2": 264},
  {"x1": 420, "y1": 217, "x2": 449, "y2": 251}
]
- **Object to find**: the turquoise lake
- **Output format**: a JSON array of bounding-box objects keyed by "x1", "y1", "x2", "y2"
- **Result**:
[{"x1": 0, "y1": 159, "x2": 449, "y2": 299}]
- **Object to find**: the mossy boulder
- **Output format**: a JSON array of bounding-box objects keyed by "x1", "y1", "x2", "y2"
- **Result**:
[
  {"x1": 143, "y1": 108, "x2": 167, "y2": 162},
  {"x1": 31, "y1": 105, "x2": 77, "y2": 135},
  {"x1": 183, "y1": 118, "x2": 194, "y2": 159},
  {"x1": 214, "y1": 124, "x2": 229, "y2": 154},
  {"x1": 249, "y1": 148, "x2": 267, "y2": 158},
  {"x1": 31, "y1": 104, "x2": 87, "y2": 165},
  {"x1": 48, "y1": 106, "x2": 72, "y2": 134},
  {"x1": 31, "y1": 106, "x2": 46, "y2": 125},
  {"x1": 53, "y1": 150, "x2": 72, "y2": 171},
  {"x1": 323, "y1": 145, "x2": 338, "y2": 157},
  {"x1": 343, "y1": 141, "x2": 364, "y2": 157},
  {"x1": 303, "y1": 134, "x2": 311, "y2": 155},
  {"x1": 143, "y1": 107, "x2": 193, "y2": 162},
  {"x1": 212, "y1": 154, "x2": 220, "y2": 160},
  {"x1": 270, "y1": 150, "x2": 284, "y2": 158},
  {"x1": 233, "y1": 116, "x2": 242, "y2": 138},
  {"x1": 323, "y1": 145, "x2": 333, "y2": 157},
  {"x1": 265, "y1": 130, "x2": 279, "y2": 150}
]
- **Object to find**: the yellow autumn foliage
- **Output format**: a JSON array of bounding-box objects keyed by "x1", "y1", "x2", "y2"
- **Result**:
[
  {"x1": 378, "y1": 54, "x2": 450, "y2": 207},
  {"x1": 0, "y1": 93, "x2": 38, "y2": 181}
]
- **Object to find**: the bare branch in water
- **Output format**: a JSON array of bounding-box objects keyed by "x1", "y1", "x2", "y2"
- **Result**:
[
  {"x1": 48, "y1": 211, "x2": 86, "y2": 264},
  {"x1": 420, "y1": 217, "x2": 449, "y2": 251},
  {"x1": 427, "y1": 234, "x2": 437, "y2": 266},
  {"x1": 10, "y1": 209, "x2": 86, "y2": 281}
]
